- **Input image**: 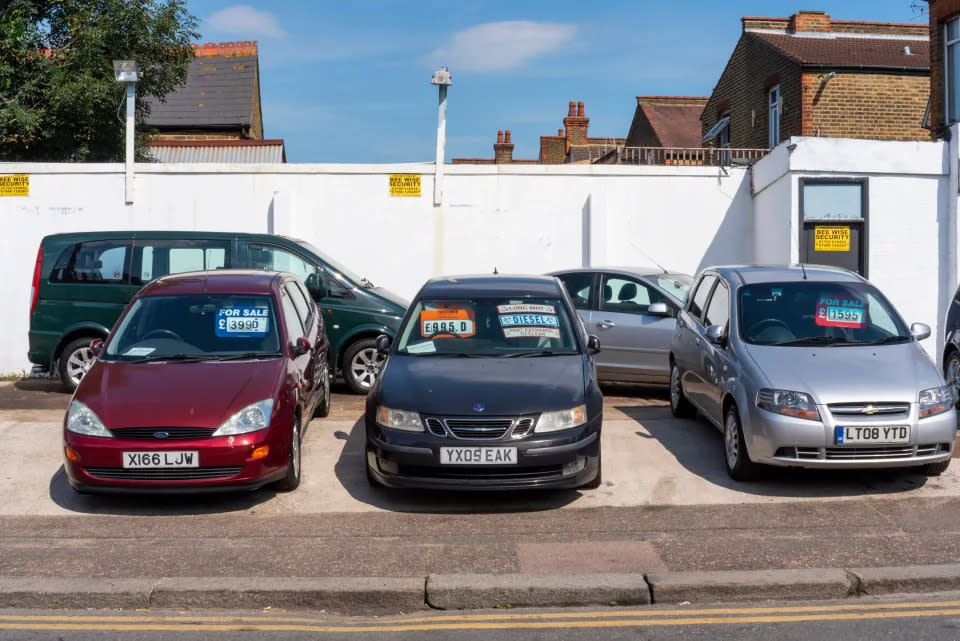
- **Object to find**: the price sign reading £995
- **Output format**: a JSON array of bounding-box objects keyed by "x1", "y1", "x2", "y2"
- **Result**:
[{"x1": 216, "y1": 306, "x2": 270, "y2": 338}]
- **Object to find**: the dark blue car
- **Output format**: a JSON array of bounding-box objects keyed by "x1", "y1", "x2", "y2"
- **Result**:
[{"x1": 363, "y1": 275, "x2": 603, "y2": 490}]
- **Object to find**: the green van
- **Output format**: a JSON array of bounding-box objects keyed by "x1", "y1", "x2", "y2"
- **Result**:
[{"x1": 28, "y1": 231, "x2": 407, "y2": 393}]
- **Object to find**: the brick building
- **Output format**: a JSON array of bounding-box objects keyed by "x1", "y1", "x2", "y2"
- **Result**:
[
  {"x1": 452, "y1": 101, "x2": 623, "y2": 164},
  {"x1": 625, "y1": 96, "x2": 709, "y2": 148},
  {"x1": 144, "y1": 40, "x2": 285, "y2": 162},
  {"x1": 701, "y1": 11, "x2": 930, "y2": 150},
  {"x1": 927, "y1": 0, "x2": 960, "y2": 135}
]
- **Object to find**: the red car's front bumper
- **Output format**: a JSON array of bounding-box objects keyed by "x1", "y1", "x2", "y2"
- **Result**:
[{"x1": 63, "y1": 428, "x2": 289, "y2": 494}]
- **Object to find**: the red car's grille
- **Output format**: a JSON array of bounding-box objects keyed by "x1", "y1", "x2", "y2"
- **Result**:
[
  {"x1": 109, "y1": 427, "x2": 215, "y2": 440},
  {"x1": 84, "y1": 466, "x2": 242, "y2": 481}
]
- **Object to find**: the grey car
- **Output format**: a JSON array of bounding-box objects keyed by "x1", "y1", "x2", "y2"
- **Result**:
[
  {"x1": 550, "y1": 268, "x2": 692, "y2": 384},
  {"x1": 669, "y1": 265, "x2": 956, "y2": 481}
]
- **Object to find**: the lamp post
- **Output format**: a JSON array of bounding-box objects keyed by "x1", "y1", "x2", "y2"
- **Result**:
[
  {"x1": 113, "y1": 60, "x2": 140, "y2": 204},
  {"x1": 431, "y1": 67, "x2": 452, "y2": 206}
]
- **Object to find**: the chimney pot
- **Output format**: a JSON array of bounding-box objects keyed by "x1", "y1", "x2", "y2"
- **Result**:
[
  {"x1": 577, "y1": 101, "x2": 585, "y2": 117},
  {"x1": 497, "y1": 130, "x2": 504, "y2": 143},
  {"x1": 505, "y1": 130, "x2": 512, "y2": 143},
  {"x1": 568, "y1": 101, "x2": 576, "y2": 116},
  {"x1": 558, "y1": 129, "x2": 563, "y2": 136}
]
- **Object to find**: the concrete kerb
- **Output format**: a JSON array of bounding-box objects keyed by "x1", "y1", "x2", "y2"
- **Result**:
[
  {"x1": 426, "y1": 573, "x2": 652, "y2": 610},
  {"x1": 3, "y1": 565, "x2": 960, "y2": 613}
]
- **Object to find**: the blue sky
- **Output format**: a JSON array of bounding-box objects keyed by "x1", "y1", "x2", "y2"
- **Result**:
[{"x1": 189, "y1": 0, "x2": 928, "y2": 163}]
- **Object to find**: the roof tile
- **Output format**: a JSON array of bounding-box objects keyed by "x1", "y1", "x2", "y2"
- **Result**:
[{"x1": 750, "y1": 32, "x2": 929, "y2": 69}]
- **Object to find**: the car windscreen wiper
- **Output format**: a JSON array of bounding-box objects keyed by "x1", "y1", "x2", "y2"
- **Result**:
[
  {"x1": 767, "y1": 336, "x2": 863, "y2": 346},
  {"x1": 204, "y1": 352, "x2": 283, "y2": 361},
  {"x1": 865, "y1": 335, "x2": 912, "y2": 345},
  {"x1": 406, "y1": 352, "x2": 488, "y2": 358},
  {"x1": 503, "y1": 350, "x2": 574, "y2": 358},
  {"x1": 123, "y1": 353, "x2": 211, "y2": 364}
]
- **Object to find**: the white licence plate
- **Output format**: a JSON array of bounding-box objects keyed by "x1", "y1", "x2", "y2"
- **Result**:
[
  {"x1": 123, "y1": 451, "x2": 199, "y2": 469},
  {"x1": 835, "y1": 425, "x2": 910, "y2": 445},
  {"x1": 440, "y1": 447, "x2": 518, "y2": 465}
]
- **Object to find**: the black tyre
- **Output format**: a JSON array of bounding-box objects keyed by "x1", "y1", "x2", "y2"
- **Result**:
[
  {"x1": 343, "y1": 339, "x2": 386, "y2": 395},
  {"x1": 580, "y1": 450, "x2": 603, "y2": 489},
  {"x1": 314, "y1": 365, "x2": 331, "y2": 418},
  {"x1": 669, "y1": 362, "x2": 695, "y2": 418},
  {"x1": 924, "y1": 459, "x2": 951, "y2": 476},
  {"x1": 58, "y1": 337, "x2": 100, "y2": 392},
  {"x1": 723, "y1": 405, "x2": 761, "y2": 481},
  {"x1": 945, "y1": 351, "x2": 960, "y2": 404},
  {"x1": 275, "y1": 417, "x2": 302, "y2": 492}
]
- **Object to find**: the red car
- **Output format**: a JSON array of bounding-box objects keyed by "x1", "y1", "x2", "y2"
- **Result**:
[{"x1": 63, "y1": 270, "x2": 330, "y2": 494}]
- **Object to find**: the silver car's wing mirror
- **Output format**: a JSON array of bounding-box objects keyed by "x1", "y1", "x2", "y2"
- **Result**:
[
  {"x1": 648, "y1": 302, "x2": 669, "y2": 316},
  {"x1": 910, "y1": 322, "x2": 931, "y2": 341},
  {"x1": 705, "y1": 324, "x2": 726, "y2": 345}
]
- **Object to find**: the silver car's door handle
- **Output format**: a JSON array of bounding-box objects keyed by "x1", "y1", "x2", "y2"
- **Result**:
[{"x1": 597, "y1": 320, "x2": 616, "y2": 328}]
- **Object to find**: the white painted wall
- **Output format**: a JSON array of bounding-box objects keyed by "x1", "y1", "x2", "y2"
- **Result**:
[
  {"x1": 0, "y1": 162, "x2": 751, "y2": 374},
  {"x1": 752, "y1": 137, "x2": 953, "y2": 360},
  {"x1": 1, "y1": 137, "x2": 955, "y2": 375}
]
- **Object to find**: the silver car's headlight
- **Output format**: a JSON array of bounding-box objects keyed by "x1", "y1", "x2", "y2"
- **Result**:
[
  {"x1": 376, "y1": 406, "x2": 424, "y2": 432},
  {"x1": 756, "y1": 389, "x2": 820, "y2": 421},
  {"x1": 919, "y1": 385, "x2": 954, "y2": 418},
  {"x1": 212, "y1": 399, "x2": 274, "y2": 436},
  {"x1": 535, "y1": 405, "x2": 587, "y2": 433},
  {"x1": 66, "y1": 401, "x2": 113, "y2": 437}
]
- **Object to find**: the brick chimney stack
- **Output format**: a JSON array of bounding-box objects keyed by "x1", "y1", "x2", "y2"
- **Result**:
[
  {"x1": 789, "y1": 10, "x2": 830, "y2": 33},
  {"x1": 564, "y1": 100, "x2": 589, "y2": 146},
  {"x1": 494, "y1": 129, "x2": 514, "y2": 163}
]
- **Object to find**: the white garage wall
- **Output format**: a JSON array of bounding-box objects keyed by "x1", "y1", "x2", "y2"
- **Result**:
[
  {"x1": 0, "y1": 162, "x2": 752, "y2": 374},
  {"x1": 1, "y1": 135, "x2": 956, "y2": 375}
]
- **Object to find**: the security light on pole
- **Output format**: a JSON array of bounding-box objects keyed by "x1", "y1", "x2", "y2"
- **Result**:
[
  {"x1": 113, "y1": 60, "x2": 140, "y2": 204},
  {"x1": 431, "y1": 67, "x2": 452, "y2": 206}
]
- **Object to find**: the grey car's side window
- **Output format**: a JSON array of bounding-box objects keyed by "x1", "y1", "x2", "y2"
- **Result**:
[
  {"x1": 704, "y1": 281, "x2": 730, "y2": 328},
  {"x1": 557, "y1": 273, "x2": 594, "y2": 310},
  {"x1": 600, "y1": 275, "x2": 666, "y2": 315},
  {"x1": 688, "y1": 275, "x2": 717, "y2": 322}
]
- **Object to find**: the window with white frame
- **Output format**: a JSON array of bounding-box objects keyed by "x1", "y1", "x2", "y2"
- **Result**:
[
  {"x1": 768, "y1": 85, "x2": 781, "y2": 148},
  {"x1": 945, "y1": 18, "x2": 960, "y2": 124}
]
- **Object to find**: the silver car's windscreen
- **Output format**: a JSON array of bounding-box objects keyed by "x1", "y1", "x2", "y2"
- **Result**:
[
  {"x1": 102, "y1": 294, "x2": 282, "y2": 361},
  {"x1": 395, "y1": 298, "x2": 579, "y2": 356},
  {"x1": 738, "y1": 282, "x2": 911, "y2": 346}
]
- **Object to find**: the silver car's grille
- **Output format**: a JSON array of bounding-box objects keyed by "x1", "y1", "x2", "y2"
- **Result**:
[
  {"x1": 828, "y1": 403, "x2": 910, "y2": 418},
  {"x1": 424, "y1": 416, "x2": 537, "y2": 440},
  {"x1": 777, "y1": 444, "x2": 948, "y2": 461}
]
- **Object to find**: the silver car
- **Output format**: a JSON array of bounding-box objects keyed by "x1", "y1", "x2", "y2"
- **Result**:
[
  {"x1": 550, "y1": 268, "x2": 692, "y2": 384},
  {"x1": 669, "y1": 265, "x2": 956, "y2": 480}
]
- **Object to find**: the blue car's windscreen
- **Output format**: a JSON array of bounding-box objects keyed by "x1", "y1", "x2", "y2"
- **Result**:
[
  {"x1": 738, "y1": 282, "x2": 910, "y2": 346},
  {"x1": 395, "y1": 298, "x2": 580, "y2": 356},
  {"x1": 102, "y1": 294, "x2": 282, "y2": 361}
]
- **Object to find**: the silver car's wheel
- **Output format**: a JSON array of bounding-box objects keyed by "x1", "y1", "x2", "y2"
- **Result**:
[
  {"x1": 723, "y1": 406, "x2": 760, "y2": 481},
  {"x1": 724, "y1": 413, "x2": 740, "y2": 469}
]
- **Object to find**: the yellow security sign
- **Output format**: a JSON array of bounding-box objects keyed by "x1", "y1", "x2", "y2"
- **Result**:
[
  {"x1": 0, "y1": 174, "x2": 29, "y2": 196},
  {"x1": 389, "y1": 174, "x2": 421, "y2": 197},
  {"x1": 814, "y1": 226, "x2": 850, "y2": 252}
]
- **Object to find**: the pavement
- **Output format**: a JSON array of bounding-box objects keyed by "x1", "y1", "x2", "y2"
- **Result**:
[{"x1": 3, "y1": 379, "x2": 960, "y2": 613}]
